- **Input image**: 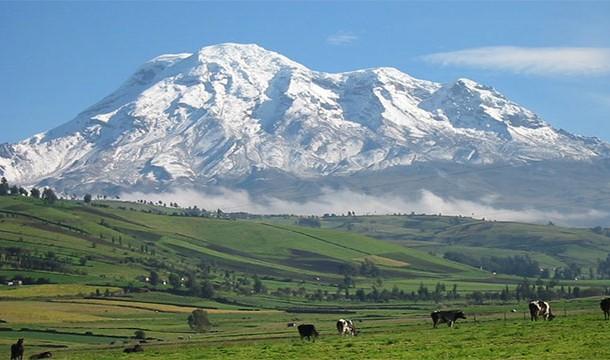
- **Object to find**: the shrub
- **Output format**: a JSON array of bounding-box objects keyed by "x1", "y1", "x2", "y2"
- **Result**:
[{"x1": 188, "y1": 309, "x2": 211, "y2": 333}]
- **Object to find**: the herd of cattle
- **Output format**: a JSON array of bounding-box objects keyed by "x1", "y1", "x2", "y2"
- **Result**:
[
  {"x1": 294, "y1": 298, "x2": 610, "y2": 342},
  {"x1": 7, "y1": 298, "x2": 610, "y2": 358}
]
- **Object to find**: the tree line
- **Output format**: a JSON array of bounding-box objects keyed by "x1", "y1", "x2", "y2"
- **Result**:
[{"x1": 0, "y1": 177, "x2": 58, "y2": 203}]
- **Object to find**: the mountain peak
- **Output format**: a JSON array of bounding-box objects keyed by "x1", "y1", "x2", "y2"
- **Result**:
[
  {"x1": 0, "y1": 43, "x2": 607, "y2": 193},
  {"x1": 191, "y1": 43, "x2": 304, "y2": 71},
  {"x1": 454, "y1": 77, "x2": 479, "y2": 87},
  {"x1": 197, "y1": 42, "x2": 267, "y2": 54}
]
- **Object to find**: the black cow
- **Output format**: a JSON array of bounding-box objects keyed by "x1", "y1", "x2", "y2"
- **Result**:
[
  {"x1": 297, "y1": 324, "x2": 319, "y2": 342},
  {"x1": 10, "y1": 338, "x2": 24, "y2": 360},
  {"x1": 29, "y1": 352, "x2": 53, "y2": 359},
  {"x1": 431, "y1": 310, "x2": 466, "y2": 328},
  {"x1": 123, "y1": 344, "x2": 144, "y2": 353},
  {"x1": 601, "y1": 298, "x2": 610, "y2": 320}
]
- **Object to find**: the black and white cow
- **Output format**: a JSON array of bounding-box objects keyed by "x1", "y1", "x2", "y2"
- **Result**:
[
  {"x1": 600, "y1": 298, "x2": 610, "y2": 320},
  {"x1": 431, "y1": 310, "x2": 466, "y2": 328},
  {"x1": 297, "y1": 324, "x2": 319, "y2": 342},
  {"x1": 336, "y1": 318, "x2": 357, "y2": 336},
  {"x1": 529, "y1": 300, "x2": 555, "y2": 321}
]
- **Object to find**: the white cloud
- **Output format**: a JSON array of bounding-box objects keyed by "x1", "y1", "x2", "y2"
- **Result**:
[
  {"x1": 120, "y1": 187, "x2": 607, "y2": 227},
  {"x1": 326, "y1": 32, "x2": 358, "y2": 46},
  {"x1": 422, "y1": 46, "x2": 610, "y2": 75}
]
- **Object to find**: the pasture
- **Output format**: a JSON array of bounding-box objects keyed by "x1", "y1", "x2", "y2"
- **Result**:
[{"x1": 1, "y1": 299, "x2": 608, "y2": 360}]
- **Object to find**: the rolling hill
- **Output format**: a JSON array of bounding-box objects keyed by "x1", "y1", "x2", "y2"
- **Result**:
[
  {"x1": 276, "y1": 214, "x2": 610, "y2": 272},
  {"x1": 0, "y1": 196, "x2": 484, "y2": 297}
]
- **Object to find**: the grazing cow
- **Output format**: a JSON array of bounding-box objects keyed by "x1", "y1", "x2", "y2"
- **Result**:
[
  {"x1": 529, "y1": 300, "x2": 555, "y2": 321},
  {"x1": 29, "y1": 352, "x2": 53, "y2": 359},
  {"x1": 336, "y1": 319, "x2": 357, "y2": 336},
  {"x1": 10, "y1": 338, "x2": 24, "y2": 360},
  {"x1": 297, "y1": 324, "x2": 319, "y2": 342},
  {"x1": 431, "y1": 310, "x2": 466, "y2": 328},
  {"x1": 287, "y1": 322, "x2": 297, "y2": 328},
  {"x1": 601, "y1": 298, "x2": 610, "y2": 320},
  {"x1": 123, "y1": 344, "x2": 144, "y2": 353}
]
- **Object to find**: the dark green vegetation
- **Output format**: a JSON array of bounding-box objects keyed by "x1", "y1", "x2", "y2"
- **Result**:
[{"x1": 1, "y1": 193, "x2": 610, "y2": 359}]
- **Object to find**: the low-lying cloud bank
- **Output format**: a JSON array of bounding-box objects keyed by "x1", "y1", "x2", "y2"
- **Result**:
[{"x1": 120, "y1": 187, "x2": 607, "y2": 227}]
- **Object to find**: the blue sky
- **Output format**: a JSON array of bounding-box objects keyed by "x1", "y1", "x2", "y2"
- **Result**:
[{"x1": 1, "y1": 1, "x2": 609, "y2": 143}]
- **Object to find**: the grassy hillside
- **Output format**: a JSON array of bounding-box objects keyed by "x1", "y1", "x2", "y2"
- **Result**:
[
  {"x1": 268, "y1": 214, "x2": 610, "y2": 271},
  {"x1": 0, "y1": 197, "x2": 479, "y2": 285}
]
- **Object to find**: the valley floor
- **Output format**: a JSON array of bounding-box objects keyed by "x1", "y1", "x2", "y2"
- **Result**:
[
  {"x1": 31, "y1": 310, "x2": 610, "y2": 360},
  {"x1": 0, "y1": 297, "x2": 607, "y2": 360}
]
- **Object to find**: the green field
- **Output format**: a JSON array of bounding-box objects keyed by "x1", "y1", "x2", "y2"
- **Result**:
[
  {"x1": 1, "y1": 196, "x2": 610, "y2": 359},
  {"x1": 57, "y1": 316, "x2": 610, "y2": 360},
  {"x1": 263, "y1": 214, "x2": 610, "y2": 270},
  {"x1": 1, "y1": 299, "x2": 608, "y2": 359}
]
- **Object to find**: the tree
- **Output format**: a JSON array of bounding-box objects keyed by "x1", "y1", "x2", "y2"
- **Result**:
[
  {"x1": 188, "y1": 309, "x2": 211, "y2": 332},
  {"x1": 342, "y1": 274, "x2": 354, "y2": 288},
  {"x1": 417, "y1": 282, "x2": 429, "y2": 300},
  {"x1": 451, "y1": 284, "x2": 459, "y2": 299},
  {"x1": 200, "y1": 280, "x2": 215, "y2": 298},
  {"x1": 189, "y1": 281, "x2": 202, "y2": 297},
  {"x1": 355, "y1": 288, "x2": 366, "y2": 302},
  {"x1": 149, "y1": 271, "x2": 160, "y2": 286},
  {"x1": 18, "y1": 187, "x2": 28, "y2": 196},
  {"x1": 470, "y1": 291, "x2": 485, "y2": 305},
  {"x1": 169, "y1": 273, "x2": 182, "y2": 289},
  {"x1": 253, "y1": 275, "x2": 266, "y2": 294},
  {"x1": 433, "y1": 282, "x2": 445, "y2": 303},
  {"x1": 42, "y1": 188, "x2": 58, "y2": 204},
  {"x1": 0, "y1": 177, "x2": 8, "y2": 196},
  {"x1": 9, "y1": 185, "x2": 19, "y2": 195},
  {"x1": 598, "y1": 254, "x2": 610, "y2": 278},
  {"x1": 84, "y1": 194, "x2": 92, "y2": 204},
  {"x1": 30, "y1": 188, "x2": 40, "y2": 199},
  {"x1": 359, "y1": 258, "x2": 380, "y2": 277}
]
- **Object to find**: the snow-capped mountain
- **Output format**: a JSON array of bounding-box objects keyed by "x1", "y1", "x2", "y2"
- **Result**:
[{"x1": 1, "y1": 43, "x2": 609, "y2": 195}]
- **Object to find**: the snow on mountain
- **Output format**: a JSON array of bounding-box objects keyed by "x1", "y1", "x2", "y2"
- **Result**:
[{"x1": 1, "y1": 43, "x2": 608, "y2": 193}]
